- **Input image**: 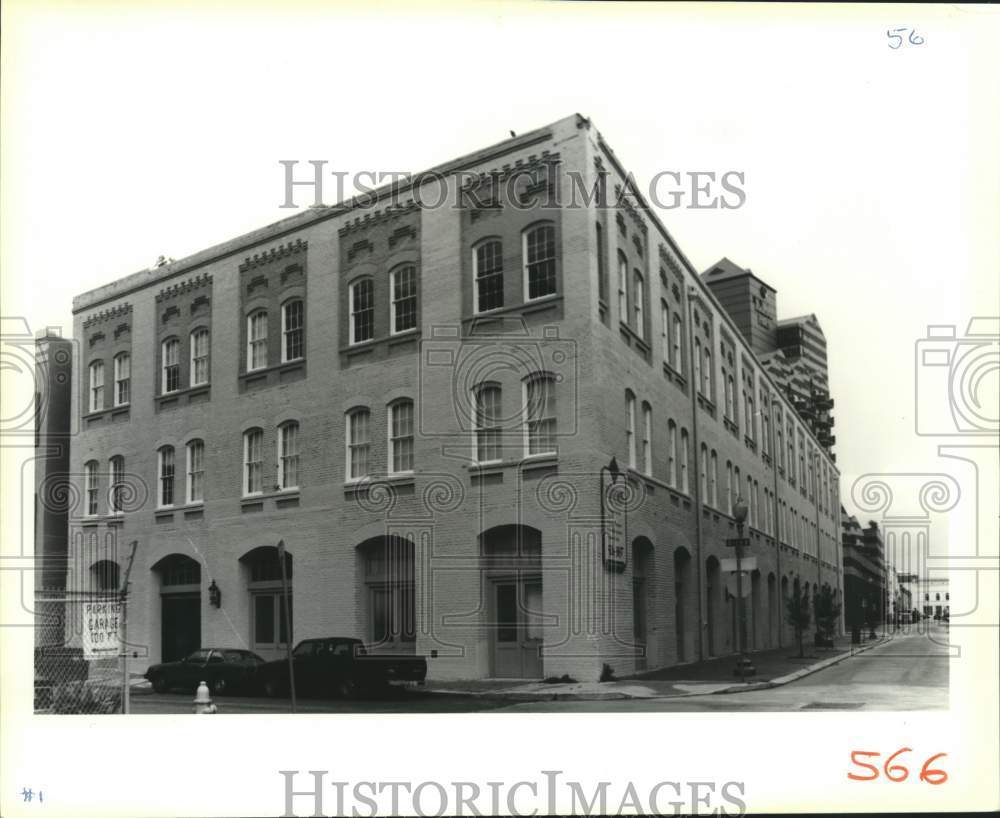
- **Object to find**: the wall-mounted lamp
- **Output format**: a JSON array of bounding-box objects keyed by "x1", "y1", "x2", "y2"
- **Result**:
[{"x1": 208, "y1": 580, "x2": 221, "y2": 608}]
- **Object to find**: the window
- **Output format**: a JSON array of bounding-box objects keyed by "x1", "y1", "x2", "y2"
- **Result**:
[
  {"x1": 243, "y1": 429, "x2": 263, "y2": 496},
  {"x1": 524, "y1": 374, "x2": 556, "y2": 456},
  {"x1": 667, "y1": 420, "x2": 677, "y2": 487},
  {"x1": 726, "y1": 461, "x2": 733, "y2": 513},
  {"x1": 746, "y1": 395, "x2": 755, "y2": 441},
  {"x1": 672, "y1": 313, "x2": 683, "y2": 372},
  {"x1": 474, "y1": 384, "x2": 502, "y2": 463},
  {"x1": 787, "y1": 420, "x2": 796, "y2": 481},
  {"x1": 347, "y1": 409, "x2": 370, "y2": 480},
  {"x1": 186, "y1": 440, "x2": 204, "y2": 503},
  {"x1": 625, "y1": 390, "x2": 636, "y2": 469},
  {"x1": 474, "y1": 241, "x2": 504, "y2": 313},
  {"x1": 109, "y1": 456, "x2": 125, "y2": 514},
  {"x1": 633, "y1": 271, "x2": 644, "y2": 337},
  {"x1": 710, "y1": 450, "x2": 718, "y2": 508},
  {"x1": 84, "y1": 460, "x2": 99, "y2": 516},
  {"x1": 161, "y1": 338, "x2": 180, "y2": 393},
  {"x1": 700, "y1": 443, "x2": 708, "y2": 499},
  {"x1": 282, "y1": 300, "x2": 304, "y2": 362},
  {"x1": 524, "y1": 224, "x2": 556, "y2": 300},
  {"x1": 247, "y1": 311, "x2": 268, "y2": 370},
  {"x1": 617, "y1": 253, "x2": 629, "y2": 324},
  {"x1": 734, "y1": 466, "x2": 741, "y2": 509},
  {"x1": 390, "y1": 265, "x2": 417, "y2": 334},
  {"x1": 807, "y1": 450, "x2": 815, "y2": 500},
  {"x1": 278, "y1": 422, "x2": 300, "y2": 489},
  {"x1": 641, "y1": 402, "x2": 652, "y2": 476},
  {"x1": 798, "y1": 432, "x2": 806, "y2": 486},
  {"x1": 746, "y1": 476, "x2": 754, "y2": 527},
  {"x1": 113, "y1": 353, "x2": 130, "y2": 407},
  {"x1": 660, "y1": 301, "x2": 670, "y2": 362},
  {"x1": 680, "y1": 428, "x2": 690, "y2": 493},
  {"x1": 693, "y1": 339, "x2": 702, "y2": 392},
  {"x1": 777, "y1": 423, "x2": 785, "y2": 469},
  {"x1": 88, "y1": 361, "x2": 104, "y2": 413},
  {"x1": 725, "y1": 374, "x2": 735, "y2": 420},
  {"x1": 349, "y1": 279, "x2": 374, "y2": 344},
  {"x1": 761, "y1": 406, "x2": 770, "y2": 454},
  {"x1": 753, "y1": 480, "x2": 760, "y2": 529},
  {"x1": 596, "y1": 223, "x2": 607, "y2": 303},
  {"x1": 158, "y1": 446, "x2": 175, "y2": 507},
  {"x1": 247, "y1": 550, "x2": 293, "y2": 651},
  {"x1": 389, "y1": 401, "x2": 414, "y2": 474},
  {"x1": 702, "y1": 349, "x2": 712, "y2": 398},
  {"x1": 190, "y1": 329, "x2": 210, "y2": 386}
]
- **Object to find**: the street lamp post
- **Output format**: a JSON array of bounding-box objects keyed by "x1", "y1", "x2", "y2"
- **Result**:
[{"x1": 730, "y1": 497, "x2": 755, "y2": 682}]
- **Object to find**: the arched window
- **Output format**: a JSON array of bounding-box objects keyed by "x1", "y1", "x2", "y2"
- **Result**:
[
  {"x1": 247, "y1": 311, "x2": 268, "y2": 370},
  {"x1": 777, "y1": 422, "x2": 785, "y2": 470},
  {"x1": 680, "y1": 428, "x2": 690, "y2": 493},
  {"x1": 617, "y1": 252, "x2": 629, "y2": 324},
  {"x1": 633, "y1": 270, "x2": 644, "y2": 337},
  {"x1": 747, "y1": 395, "x2": 756, "y2": 441},
  {"x1": 672, "y1": 312, "x2": 683, "y2": 372},
  {"x1": 595, "y1": 222, "x2": 607, "y2": 302},
  {"x1": 699, "y1": 443, "x2": 708, "y2": 499},
  {"x1": 524, "y1": 373, "x2": 556, "y2": 456},
  {"x1": 726, "y1": 460, "x2": 733, "y2": 513},
  {"x1": 88, "y1": 360, "x2": 104, "y2": 413},
  {"x1": 746, "y1": 476, "x2": 754, "y2": 527},
  {"x1": 190, "y1": 328, "x2": 210, "y2": 386},
  {"x1": 243, "y1": 429, "x2": 263, "y2": 496},
  {"x1": 161, "y1": 338, "x2": 180, "y2": 393},
  {"x1": 787, "y1": 419, "x2": 796, "y2": 482},
  {"x1": 108, "y1": 455, "x2": 125, "y2": 514},
  {"x1": 186, "y1": 439, "x2": 205, "y2": 503},
  {"x1": 726, "y1": 374, "x2": 735, "y2": 419},
  {"x1": 158, "y1": 446, "x2": 175, "y2": 507},
  {"x1": 84, "y1": 460, "x2": 99, "y2": 516},
  {"x1": 693, "y1": 339, "x2": 703, "y2": 393},
  {"x1": 349, "y1": 279, "x2": 374, "y2": 344},
  {"x1": 113, "y1": 353, "x2": 130, "y2": 407},
  {"x1": 667, "y1": 419, "x2": 677, "y2": 487},
  {"x1": 473, "y1": 383, "x2": 502, "y2": 463},
  {"x1": 346, "y1": 408, "x2": 370, "y2": 480},
  {"x1": 710, "y1": 450, "x2": 718, "y2": 508},
  {"x1": 277, "y1": 422, "x2": 299, "y2": 489},
  {"x1": 702, "y1": 349, "x2": 712, "y2": 398},
  {"x1": 660, "y1": 300, "x2": 670, "y2": 362},
  {"x1": 388, "y1": 401, "x2": 414, "y2": 474},
  {"x1": 389, "y1": 265, "x2": 417, "y2": 334},
  {"x1": 625, "y1": 390, "x2": 637, "y2": 468},
  {"x1": 761, "y1": 405, "x2": 770, "y2": 454},
  {"x1": 281, "y1": 299, "x2": 304, "y2": 361},
  {"x1": 641, "y1": 402, "x2": 652, "y2": 476},
  {"x1": 473, "y1": 240, "x2": 504, "y2": 313},
  {"x1": 523, "y1": 223, "x2": 556, "y2": 300}
]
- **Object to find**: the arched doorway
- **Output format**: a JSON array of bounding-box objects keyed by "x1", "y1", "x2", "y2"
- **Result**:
[
  {"x1": 673, "y1": 547, "x2": 693, "y2": 663},
  {"x1": 152, "y1": 554, "x2": 201, "y2": 663},
  {"x1": 632, "y1": 537, "x2": 654, "y2": 671},
  {"x1": 240, "y1": 546, "x2": 292, "y2": 661},
  {"x1": 480, "y1": 525, "x2": 543, "y2": 679},
  {"x1": 357, "y1": 536, "x2": 415, "y2": 654},
  {"x1": 706, "y1": 556, "x2": 721, "y2": 657}
]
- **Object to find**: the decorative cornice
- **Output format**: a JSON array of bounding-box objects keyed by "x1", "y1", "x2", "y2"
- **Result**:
[
  {"x1": 83, "y1": 303, "x2": 132, "y2": 329},
  {"x1": 615, "y1": 185, "x2": 648, "y2": 236},
  {"x1": 156, "y1": 273, "x2": 213, "y2": 303},
  {"x1": 459, "y1": 151, "x2": 561, "y2": 193},
  {"x1": 338, "y1": 202, "x2": 419, "y2": 237},
  {"x1": 239, "y1": 238, "x2": 308, "y2": 272}
]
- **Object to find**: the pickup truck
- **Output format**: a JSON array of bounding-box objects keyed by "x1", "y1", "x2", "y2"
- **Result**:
[{"x1": 256, "y1": 637, "x2": 427, "y2": 699}]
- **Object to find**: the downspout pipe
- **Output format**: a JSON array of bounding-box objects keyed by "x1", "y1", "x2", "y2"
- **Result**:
[{"x1": 686, "y1": 288, "x2": 706, "y2": 662}]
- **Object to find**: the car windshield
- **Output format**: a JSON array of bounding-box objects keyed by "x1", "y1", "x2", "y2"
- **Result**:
[
  {"x1": 292, "y1": 642, "x2": 314, "y2": 657},
  {"x1": 186, "y1": 650, "x2": 210, "y2": 663}
]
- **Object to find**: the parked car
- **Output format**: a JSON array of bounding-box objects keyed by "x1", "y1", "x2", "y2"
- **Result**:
[
  {"x1": 256, "y1": 637, "x2": 427, "y2": 699},
  {"x1": 144, "y1": 648, "x2": 266, "y2": 695}
]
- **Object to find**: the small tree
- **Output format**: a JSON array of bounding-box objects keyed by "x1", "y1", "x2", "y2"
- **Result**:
[
  {"x1": 785, "y1": 582, "x2": 811, "y2": 658},
  {"x1": 813, "y1": 586, "x2": 842, "y2": 646}
]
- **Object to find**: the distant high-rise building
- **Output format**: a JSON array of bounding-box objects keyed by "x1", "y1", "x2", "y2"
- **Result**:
[{"x1": 702, "y1": 259, "x2": 836, "y2": 457}]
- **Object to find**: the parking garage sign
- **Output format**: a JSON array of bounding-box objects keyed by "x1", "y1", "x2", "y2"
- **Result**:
[{"x1": 83, "y1": 601, "x2": 121, "y2": 659}]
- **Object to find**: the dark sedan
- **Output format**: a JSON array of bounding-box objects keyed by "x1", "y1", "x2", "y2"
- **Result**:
[{"x1": 144, "y1": 648, "x2": 265, "y2": 695}]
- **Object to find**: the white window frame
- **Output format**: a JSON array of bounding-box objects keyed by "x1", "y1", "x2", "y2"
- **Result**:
[
  {"x1": 190, "y1": 328, "x2": 210, "y2": 386},
  {"x1": 277, "y1": 422, "x2": 300, "y2": 490},
  {"x1": 388, "y1": 401, "x2": 415, "y2": 475},
  {"x1": 349, "y1": 279, "x2": 374, "y2": 345},
  {"x1": 243, "y1": 429, "x2": 263, "y2": 497},
  {"x1": 522, "y1": 223, "x2": 557, "y2": 302},
  {"x1": 625, "y1": 391, "x2": 636, "y2": 469},
  {"x1": 113, "y1": 353, "x2": 130, "y2": 407},
  {"x1": 672, "y1": 313, "x2": 683, "y2": 372},
  {"x1": 161, "y1": 338, "x2": 180, "y2": 393},
  {"x1": 84, "y1": 461, "x2": 99, "y2": 516},
  {"x1": 633, "y1": 271, "x2": 644, "y2": 338},
  {"x1": 389, "y1": 266, "x2": 418, "y2": 335},
  {"x1": 473, "y1": 384, "x2": 502, "y2": 464},
  {"x1": 710, "y1": 450, "x2": 718, "y2": 508},
  {"x1": 346, "y1": 409, "x2": 371, "y2": 482},
  {"x1": 186, "y1": 440, "x2": 205, "y2": 504},
  {"x1": 247, "y1": 312, "x2": 268, "y2": 371},
  {"x1": 88, "y1": 360, "x2": 104, "y2": 413},
  {"x1": 617, "y1": 254, "x2": 628, "y2": 324},
  {"x1": 660, "y1": 301, "x2": 670, "y2": 363},
  {"x1": 108, "y1": 455, "x2": 125, "y2": 515},
  {"x1": 473, "y1": 240, "x2": 504, "y2": 315},
  {"x1": 281, "y1": 300, "x2": 304, "y2": 363},
  {"x1": 523, "y1": 374, "x2": 557, "y2": 457},
  {"x1": 642, "y1": 403, "x2": 652, "y2": 477},
  {"x1": 680, "y1": 429, "x2": 690, "y2": 494},
  {"x1": 158, "y1": 447, "x2": 175, "y2": 509},
  {"x1": 667, "y1": 421, "x2": 677, "y2": 487}
]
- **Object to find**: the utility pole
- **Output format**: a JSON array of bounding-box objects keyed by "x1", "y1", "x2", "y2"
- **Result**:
[{"x1": 119, "y1": 541, "x2": 138, "y2": 715}]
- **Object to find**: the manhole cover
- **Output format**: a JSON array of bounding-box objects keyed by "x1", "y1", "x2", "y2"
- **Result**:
[{"x1": 800, "y1": 702, "x2": 865, "y2": 710}]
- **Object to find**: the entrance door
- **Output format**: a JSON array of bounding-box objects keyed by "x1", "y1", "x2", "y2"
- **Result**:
[
  {"x1": 161, "y1": 593, "x2": 200, "y2": 662},
  {"x1": 492, "y1": 579, "x2": 543, "y2": 678}
]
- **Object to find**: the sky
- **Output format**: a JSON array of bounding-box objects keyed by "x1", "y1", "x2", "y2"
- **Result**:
[{"x1": 3, "y1": 1, "x2": 998, "y2": 546}]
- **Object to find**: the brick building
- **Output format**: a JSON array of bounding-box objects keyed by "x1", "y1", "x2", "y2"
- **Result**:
[
  {"x1": 65, "y1": 114, "x2": 842, "y2": 681},
  {"x1": 841, "y1": 509, "x2": 887, "y2": 630}
]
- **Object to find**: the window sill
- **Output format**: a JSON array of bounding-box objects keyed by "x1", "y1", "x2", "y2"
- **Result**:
[
  {"x1": 465, "y1": 454, "x2": 558, "y2": 475},
  {"x1": 463, "y1": 294, "x2": 563, "y2": 329},
  {"x1": 154, "y1": 508, "x2": 174, "y2": 521},
  {"x1": 156, "y1": 384, "x2": 211, "y2": 410},
  {"x1": 83, "y1": 406, "x2": 130, "y2": 425},
  {"x1": 239, "y1": 361, "x2": 305, "y2": 391},
  {"x1": 344, "y1": 474, "x2": 416, "y2": 497}
]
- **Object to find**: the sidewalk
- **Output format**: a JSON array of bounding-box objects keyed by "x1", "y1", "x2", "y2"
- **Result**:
[{"x1": 425, "y1": 632, "x2": 889, "y2": 701}]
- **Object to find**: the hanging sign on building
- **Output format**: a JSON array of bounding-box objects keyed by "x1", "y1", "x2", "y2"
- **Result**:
[
  {"x1": 83, "y1": 600, "x2": 122, "y2": 659},
  {"x1": 604, "y1": 485, "x2": 627, "y2": 571}
]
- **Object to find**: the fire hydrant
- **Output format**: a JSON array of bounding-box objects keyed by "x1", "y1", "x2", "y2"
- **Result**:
[{"x1": 193, "y1": 681, "x2": 217, "y2": 714}]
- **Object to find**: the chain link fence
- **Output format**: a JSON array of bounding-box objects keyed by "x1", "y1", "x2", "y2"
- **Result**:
[{"x1": 34, "y1": 589, "x2": 125, "y2": 714}]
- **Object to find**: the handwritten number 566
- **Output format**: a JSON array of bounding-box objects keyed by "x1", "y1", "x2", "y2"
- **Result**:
[
  {"x1": 888, "y1": 28, "x2": 925, "y2": 49},
  {"x1": 848, "y1": 749, "x2": 948, "y2": 784}
]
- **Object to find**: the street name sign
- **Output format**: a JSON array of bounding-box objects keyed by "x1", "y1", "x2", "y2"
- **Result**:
[{"x1": 725, "y1": 538, "x2": 750, "y2": 548}]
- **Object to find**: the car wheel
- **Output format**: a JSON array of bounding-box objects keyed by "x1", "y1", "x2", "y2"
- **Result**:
[
  {"x1": 263, "y1": 678, "x2": 283, "y2": 698},
  {"x1": 151, "y1": 676, "x2": 169, "y2": 694},
  {"x1": 210, "y1": 677, "x2": 228, "y2": 696}
]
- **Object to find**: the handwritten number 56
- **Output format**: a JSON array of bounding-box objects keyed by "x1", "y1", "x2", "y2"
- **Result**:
[
  {"x1": 888, "y1": 28, "x2": 925, "y2": 49},
  {"x1": 848, "y1": 749, "x2": 948, "y2": 784}
]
